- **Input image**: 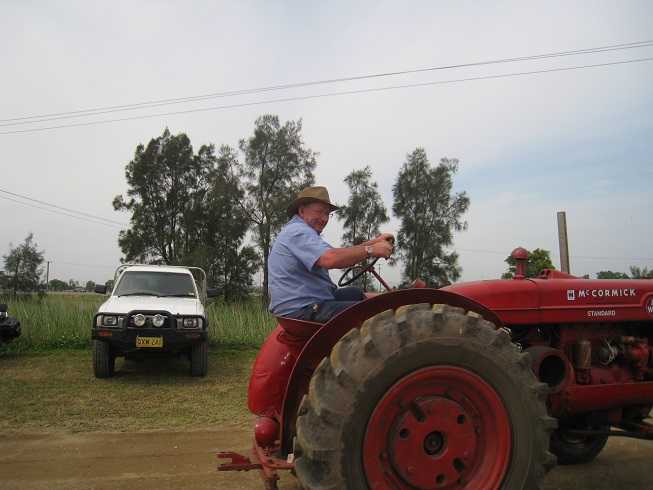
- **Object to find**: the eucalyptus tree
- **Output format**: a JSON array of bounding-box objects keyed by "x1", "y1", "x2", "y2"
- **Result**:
[
  {"x1": 392, "y1": 148, "x2": 469, "y2": 287},
  {"x1": 3, "y1": 233, "x2": 44, "y2": 294},
  {"x1": 113, "y1": 129, "x2": 256, "y2": 300},
  {"x1": 239, "y1": 115, "x2": 316, "y2": 302},
  {"x1": 337, "y1": 166, "x2": 389, "y2": 290}
]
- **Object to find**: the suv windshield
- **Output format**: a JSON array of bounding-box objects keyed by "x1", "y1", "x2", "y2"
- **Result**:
[{"x1": 114, "y1": 271, "x2": 196, "y2": 298}]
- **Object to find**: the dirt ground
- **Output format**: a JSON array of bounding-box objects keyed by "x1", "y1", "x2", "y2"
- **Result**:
[{"x1": 1, "y1": 428, "x2": 652, "y2": 489}]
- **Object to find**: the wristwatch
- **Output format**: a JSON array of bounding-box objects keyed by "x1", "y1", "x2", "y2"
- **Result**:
[{"x1": 365, "y1": 245, "x2": 373, "y2": 257}]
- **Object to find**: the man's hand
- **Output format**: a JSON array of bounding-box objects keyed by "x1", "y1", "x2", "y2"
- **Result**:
[{"x1": 370, "y1": 240, "x2": 393, "y2": 259}]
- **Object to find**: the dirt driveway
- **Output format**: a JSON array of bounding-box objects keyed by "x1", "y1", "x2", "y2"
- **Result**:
[{"x1": 1, "y1": 428, "x2": 652, "y2": 489}]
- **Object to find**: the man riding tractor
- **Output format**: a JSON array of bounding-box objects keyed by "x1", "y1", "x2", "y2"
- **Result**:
[
  {"x1": 244, "y1": 185, "x2": 398, "y2": 480},
  {"x1": 268, "y1": 185, "x2": 394, "y2": 323}
]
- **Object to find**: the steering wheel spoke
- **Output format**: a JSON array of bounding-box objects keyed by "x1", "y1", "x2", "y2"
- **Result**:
[{"x1": 337, "y1": 257, "x2": 393, "y2": 292}]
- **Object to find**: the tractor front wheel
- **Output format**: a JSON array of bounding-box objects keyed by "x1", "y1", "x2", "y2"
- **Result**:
[
  {"x1": 550, "y1": 425, "x2": 609, "y2": 465},
  {"x1": 295, "y1": 304, "x2": 556, "y2": 489}
]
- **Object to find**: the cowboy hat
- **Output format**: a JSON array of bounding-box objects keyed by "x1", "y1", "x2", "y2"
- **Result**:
[{"x1": 287, "y1": 186, "x2": 339, "y2": 218}]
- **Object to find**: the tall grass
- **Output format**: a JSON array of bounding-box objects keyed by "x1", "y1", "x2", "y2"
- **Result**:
[{"x1": 0, "y1": 293, "x2": 276, "y2": 353}]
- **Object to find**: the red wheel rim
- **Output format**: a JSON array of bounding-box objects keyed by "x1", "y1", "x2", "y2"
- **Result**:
[{"x1": 363, "y1": 366, "x2": 512, "y2": 489}]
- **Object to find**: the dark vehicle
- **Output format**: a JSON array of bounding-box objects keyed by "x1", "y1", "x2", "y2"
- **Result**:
[
  {"x1": 219, "y1": 247, "x2": 653, "y2": 489},
  {"x1": 0, "y1": 303, "x2": 21, "y2": 344},
  {"x1": 92, "y1": 264, "x2": 218, "y2": 378}
]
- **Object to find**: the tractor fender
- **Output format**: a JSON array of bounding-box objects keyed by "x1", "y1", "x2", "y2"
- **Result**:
[{"x1": 280, "y1": 288, "x2": 502, "y2": 453}]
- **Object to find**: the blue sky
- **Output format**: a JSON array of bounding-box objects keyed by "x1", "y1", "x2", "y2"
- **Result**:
[{"x1": 1, "y1": 1, "x2": 652, "y2": 285}]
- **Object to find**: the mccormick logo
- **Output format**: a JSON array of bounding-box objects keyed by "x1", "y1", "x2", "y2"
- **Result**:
[
  {"x1": 566, "y1": 288, "x2": 637, "y2": 301},
  {"x1": 647, "y1": 297, "x2": 653, "y2": 317}
]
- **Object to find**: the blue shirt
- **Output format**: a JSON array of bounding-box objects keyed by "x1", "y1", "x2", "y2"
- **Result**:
[{"x1": 268, "y1": 215, "x2": 337, "y2": 316}]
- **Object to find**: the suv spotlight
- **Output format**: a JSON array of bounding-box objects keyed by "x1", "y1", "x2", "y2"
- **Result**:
[{"x1": 92, "y1": 264, "x2": 218, "y2": 378}]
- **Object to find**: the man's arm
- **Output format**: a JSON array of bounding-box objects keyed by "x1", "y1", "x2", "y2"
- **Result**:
[{"x1": 316, "y1": 240, "x2": 393, "y2": 269}]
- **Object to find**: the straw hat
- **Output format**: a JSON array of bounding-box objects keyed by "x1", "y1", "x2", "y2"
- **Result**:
[{"x1": 287, "y1": 186, "x2": 339, "y2": 218}]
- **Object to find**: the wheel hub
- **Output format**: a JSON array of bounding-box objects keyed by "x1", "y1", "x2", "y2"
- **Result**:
[
  {"x1": 389, "y1": 397, "x2": 477, "y2": 488},
  {"x1": 363, "y1": 366, "x2": 512, "y2": 489}
]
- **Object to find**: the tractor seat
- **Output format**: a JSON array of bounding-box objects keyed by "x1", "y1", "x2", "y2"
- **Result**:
[{"x1": 276, "y1": 316, "x2": 323, "y2": 340}]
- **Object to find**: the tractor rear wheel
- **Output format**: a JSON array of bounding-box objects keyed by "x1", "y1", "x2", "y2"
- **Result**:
[{"x1": 294, "y1": 304, "x2": 556, "y2": 489}]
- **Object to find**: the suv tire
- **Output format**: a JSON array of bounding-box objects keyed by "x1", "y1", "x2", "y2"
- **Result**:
[
  {"x1": 93, "y1": 340, "x2": 115, "y2": 378},
  {"x1": 190, "y1": 339, "x2": 208, "y2": 377}
]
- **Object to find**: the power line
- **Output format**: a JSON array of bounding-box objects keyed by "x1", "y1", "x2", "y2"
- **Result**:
[
  {"x1": 2, "y1": 39, "x2": 652, "y2": 127},
  {"x1": 0, "y1": 187, "x2": 127, "y2": 226},
  {"x1": 0, "y1": 194, "x2": 124, "y2": 229},
  {"x1": 2, "y1": 56, "x2": 651, "y2": 136}
]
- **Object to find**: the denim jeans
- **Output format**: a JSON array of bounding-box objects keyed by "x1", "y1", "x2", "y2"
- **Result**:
[{"x1": 287, "y1": 287, "x2": 365, "y2": 323}]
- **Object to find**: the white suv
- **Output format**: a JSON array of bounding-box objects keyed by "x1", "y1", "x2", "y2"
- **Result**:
[{"x1": 92, "y1": 264, "x2": 217, "y2": 378}]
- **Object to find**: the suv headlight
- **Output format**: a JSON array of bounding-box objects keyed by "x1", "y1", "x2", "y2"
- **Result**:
[
  {"x1": 177, "y1": 317, "x2": 203, "y2": 329},
  {"x1": 133, "y1": 314, "x2": 146, "y2": 327},
  {"x1": 96, "y1": 315, "x2": 120, "y2": 327}
]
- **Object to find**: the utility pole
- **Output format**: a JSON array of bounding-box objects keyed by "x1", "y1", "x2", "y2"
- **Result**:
[
  {"x1": 45, "y1": 261, "x2": 50, "y2": 292},
  {"x1": 557, "y1": 211, "x2": 571, "y2": 274},
  {"x1": 13, "y1": 257, "x2": 20, "y2": 298}
]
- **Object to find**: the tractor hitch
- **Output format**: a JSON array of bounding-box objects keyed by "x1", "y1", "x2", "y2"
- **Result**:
[
  {"x1": 217, "y1": 451, "x2": 262, "y2": 471},
  {"x1": 217, "y1": 443, "x2": 294, "y2": 490}
]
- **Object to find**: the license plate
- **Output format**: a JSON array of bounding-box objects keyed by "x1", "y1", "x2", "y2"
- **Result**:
[{"x1": 136, "y1": 336, "x2": 163, "y2": 348}]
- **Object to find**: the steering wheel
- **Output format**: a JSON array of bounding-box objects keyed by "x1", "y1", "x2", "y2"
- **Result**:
[{"x1": 338, "y1": 257, "x2": 381, "y2": 288}]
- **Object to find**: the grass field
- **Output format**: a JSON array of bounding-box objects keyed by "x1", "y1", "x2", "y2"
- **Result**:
[
  {"x1": 0, "y1": 293, "x2": 276, "y2": 352},
  {"x1": 0, "y1": 349, "x2": 256, "y2": 432},
  {"x1": 0, "y1": 294, "x2": 273, "y2": 433}
]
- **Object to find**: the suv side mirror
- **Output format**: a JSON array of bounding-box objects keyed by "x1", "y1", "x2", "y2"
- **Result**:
[
  {"x1": 94, "y1": 285, "x2": 108, "y2": 294},
  {"x1": 207, "y1": 288, "x2": 219, "y2": 298}
]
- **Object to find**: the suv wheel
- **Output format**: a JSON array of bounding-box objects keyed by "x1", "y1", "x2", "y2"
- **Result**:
[
  {"x1": 190, "y1": 339, "x2": 208, "y2": 377},
  {"x1": 93, "y1": 340, "x2": 115, "y2": 378}
]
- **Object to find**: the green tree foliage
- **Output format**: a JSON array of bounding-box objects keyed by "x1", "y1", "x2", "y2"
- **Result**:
[
  {"x1": 3, "y1": 233, "x2": 44, "y2": 294},
  {"x1": 502, "y1": 248, "x2": 555, "y2": 279},
  {"x1": 48, "y1": 279, "x2": 68, "y2": 291},
  {"x1": 114, "y1": 128, "x2": 205, "y2": 264},
  {"x1": 596, "y1": 270, "x2": 630, "y2": 279},
  {"x1": 85, "y1": 280, "x2": 96, "y2": 292},
  {"x1": 239, "y1": 115, "x2": 316, "y2": 302},
  {"x1": 392, "y1": 149, "x2": 469, "y2": 287},
  {"x1": 337, "y1": 166, "x2": 389, "y2": 291},
  {"x1": 190, "y1": 146, "x2": 259, "y2": 301},
  {"x1": 629, "y1": 266, "x2": 653, "y2": 279},
  {"x1": 114, "y1": 128, "x2": 257, "y2": 300}
]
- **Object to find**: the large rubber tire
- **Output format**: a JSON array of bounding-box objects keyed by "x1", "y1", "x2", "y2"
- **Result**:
[
  {"x1": 93, "y1": 340, "x2": 115, "y2": 378},
  {"x1": 190, "y1": 340, "x2": 208, "y2": 377},
  {"x1": 550, "y1": 426, "x2": 609, "y2": 465},
  {"x1": 294, "y1": 304, "x2": 557, "y2": 490}
]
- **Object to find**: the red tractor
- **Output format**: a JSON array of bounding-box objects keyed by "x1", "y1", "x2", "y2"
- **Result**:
[{"x1": 219, "y1": 248, "x2": 653, "y2": 489}]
